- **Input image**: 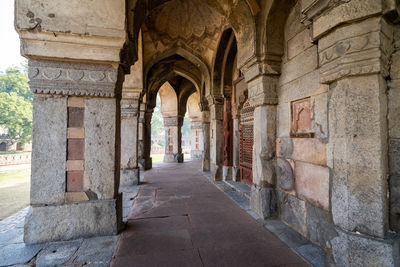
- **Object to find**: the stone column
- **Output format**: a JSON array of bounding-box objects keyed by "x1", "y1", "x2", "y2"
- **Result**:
[
  {"x1": 301, "y1": 1, "x2": 400, "y2": 264},
  {"x1": 244, "y1": 64, "x2": 279, "y2": 219},
  {"x1": 137, "y1": 102, "x2": 146, "y2": 169},
  {"x1": 232, "y1": 113, "x2": 240, "y2": 181},
  {"x1": 15, "y1": 0, "x2": 126, "y2": 245},
  {"x1": 222, "y1": 98, "x2": 233, "y2": 181},
  {"x1": 25, "y1": 60, "x2": 123, "y2": 244},
  {"x1": 139, "y1": 110, "x2": 153, "y2": 170},
  {"x1": 201, "y1": 110, "x2": 211, "y2": 172},
  {"x1": 120, "y1": 90, "x2": 140, "y2": 186},
  {"x1": 318, "y1": 17, "x2": 399, "y2": 265},
  {"x1": 190, "y1": 120, "x2": 203, "y2": 159},
  {"x1": 163, "y1": 116, "x2": 184, "y2": 163},
  {"x1": 208, "y1": 96, "x2": 224, "y2": 180}
]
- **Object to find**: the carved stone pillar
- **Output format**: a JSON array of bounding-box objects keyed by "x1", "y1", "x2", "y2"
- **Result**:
[
  {"x1": 244, "y1": 62, "x2": 279, "y2": 219},
  {"x1": 302, "y1": 0, "x2": 400, "y2": 264},
  {"x1": 190, "y1": 120, "x2": 203, "y2": 159},
  {"x1": 137, "y1": 102, "x2": 146, "y2": 168},
  {"x1": 208, "y1": 96, "x2": 224, "y2": 181},
  {"x1": 319, "y1": 17, "x2": 398, "y2": 265},
  {"x1": 163, "y1": 116, "x2": 184, "y2": 163},
  {"x1": 201, "y1": 110, "x2": 211, "y2": 172},
  {"x1": 15, "y1": 0, "x2": 126, "y2": 245},
  {"x1": 120, "y1": 89, "x2": 140, "y2": 186},
  {"x1": 222, "y1": 98, "x2": 233, "y2": 180},
  {"x1": 232, "y1": 112, "x2": 240, "y2": 182},
  {"x1": 25, "y1": 60, "x2": 123, "y2": 244},
  {"x1": 139, "y1": 110, "x2": 152, "y2": 170}
]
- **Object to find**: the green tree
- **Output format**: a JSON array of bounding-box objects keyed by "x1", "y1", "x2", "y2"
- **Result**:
[
  {"x1": 0, "y1": 62, "x2": 33, "y2": 145},
  {"x1": 181, "y1": 116, "x2": 191, "y2": 136},
  {"x1": 151, "y1": 95, "x2": 164, "y2": 135},
  {"x1": 0, "y1": 92, "x2": 32, "y2": 145},
  {"x1": 0, "y1": 64, "x2": 32, "y2": 101}
]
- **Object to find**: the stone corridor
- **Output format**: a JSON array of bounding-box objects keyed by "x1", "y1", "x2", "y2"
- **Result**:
[{"x1": 111, "y1": 160, "x2": 309, "y2": 267}]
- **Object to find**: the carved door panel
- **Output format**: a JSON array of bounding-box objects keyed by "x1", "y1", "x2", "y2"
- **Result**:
[{"x1": 239, "y1": 99, "x2": 254, "y2": 185}]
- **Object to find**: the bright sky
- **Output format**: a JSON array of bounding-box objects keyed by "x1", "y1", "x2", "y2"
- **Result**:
[{"x1": 0, "y1": 0, "x2": 25, "y2": 73}]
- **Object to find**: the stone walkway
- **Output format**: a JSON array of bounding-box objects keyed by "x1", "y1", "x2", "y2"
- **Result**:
[{"x1": 111, "y1": 161, "x2": 310, "y2": 267}]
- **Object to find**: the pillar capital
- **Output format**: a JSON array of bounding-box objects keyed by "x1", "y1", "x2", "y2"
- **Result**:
[
  {"x1": 121, "y1": 88, "x2": 140, "y2": 118},
  {"x1": 15, "y1": 0, "x2": 125, "y2": 63},
  {"x1": 202, "y1": 110, "x2": 211, "y2": 123},
  {"x1": 121, "y1": 88, "x2": 141, "y2": 100},
  {"x1": 163, "y1": 116, "x2": 184, "y2": 127},
  {"x1": 209, "y1": 103, "x2": 224, "y2": 121},
  {"x1": 121, "y1": 99, "x2": 139, "y2": 118},
  {"x1": 206, "y1": 95, "x2": 224, "y2": 106},
  {"x1": 318, "y1": 17, "x2": 392, "y2": 84},
  {"x1": 28, "y1": 60, "x2": 119, "y2": 98},
  {"x1": 190, "y1": 121, "x2": 203, "y2": 129},
  {"x1": 300, "y1": 0, "x2": 398, "y2": 40},
  {"x1": 241, "y1": 60, "x2": 279, "y2": 107}
]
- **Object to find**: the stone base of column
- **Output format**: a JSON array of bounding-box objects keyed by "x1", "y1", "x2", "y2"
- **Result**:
[
  {"x1": 211, "y1": 164, "x2": 222, "y2": 181},
  {"x1": 24, "y1": 196, "x2": 123, "y2": 244},
  {"x1": 250, "y1": 185, "x2": 277, "y2": 219},
  {"x1": 139, "y1": 157, "x2": 152, "y2": 170},
  {"x1": 331, "y1": 228, "x2": 400, "y2": 266},
  {"x1": 232, "y1": 166, "x2": 240, "y2": 181},
  {"x1": 163, "y1": 153, "x2": 184, "y2": 163},
  {"x1": 202, "y1": 158, "x2": 210, "y2": 172},
  {"x1": 120, "y1": 168, "x2": 139, "y2": 186},
  {"x1": 222, "y1": 166, "x2": 232, "y2": 181},
  {"x1": 190, "y1": 150, "x2": 202, "y2": 159}
]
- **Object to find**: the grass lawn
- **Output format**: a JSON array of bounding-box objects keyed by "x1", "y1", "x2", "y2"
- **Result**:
[
  {"x1": 151, "y1": 154, "x2": 164, "y2": 163},
  {"x1": 0, "y1": 151, "x2": 31, "y2": 155},
  {"x1": 0, "y1": 168, "x2": 30, "y2": 220}
]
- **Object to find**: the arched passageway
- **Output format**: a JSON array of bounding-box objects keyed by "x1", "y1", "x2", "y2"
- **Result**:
[{"x1": 14, "y1": 0, "x2": 400, "y2": 265}]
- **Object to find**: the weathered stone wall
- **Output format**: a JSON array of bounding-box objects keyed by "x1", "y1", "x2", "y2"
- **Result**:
[
  {"x1": 389, "y1": 25, "x2": 400, "y2": 233},
  {"x1": 275, "y1": 1, "x2": 334, "y2": 249}
]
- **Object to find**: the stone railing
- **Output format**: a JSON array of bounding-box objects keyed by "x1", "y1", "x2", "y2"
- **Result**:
[
  {"x1": 0, "y1": 153, "x2": 31, "y2": 166},
  {"x1": 150, "y1": 146, "x2": 164, "y2": 154},
  {"x1": 150, "y1": 146, "x2": 192, "y2": 155}
]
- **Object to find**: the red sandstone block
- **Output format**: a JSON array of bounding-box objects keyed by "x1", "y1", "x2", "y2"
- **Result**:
[
  {"x1": 68, "y1": 108, "x2": 84, "y2": 128},
  {"x1": 67, "y1": 171, "x2": 84, "y2": 192},
  {"x1": 295, "y1": 161, "x2": 329, "y2": 210},
  {"x1": 68, "y1": 139, "x2": 85, "y2": 160},
  {"x1": 277, "y1": 138, "x2": 326, "y2": 166}
]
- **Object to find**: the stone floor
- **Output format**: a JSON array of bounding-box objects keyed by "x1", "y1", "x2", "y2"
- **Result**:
[
  {"x1": 111, "y1": 161, "x2": 311, "y2": 267},
  {"x1": 0, "y1": 160, "x2": 325, "y2": 267}
]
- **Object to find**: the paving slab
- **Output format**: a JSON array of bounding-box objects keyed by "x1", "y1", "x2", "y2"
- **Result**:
[
  {"x1": 0, "y1": 242, "x2": 44, "y2": 266},
  {"x1": 36, "y1": 240, "x2": 82, "y2": 267},
  {"x1": 74, "y1": 236, "x2": 120, "y2": 265}
]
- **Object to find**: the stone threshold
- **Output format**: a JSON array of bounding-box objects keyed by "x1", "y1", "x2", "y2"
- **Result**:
[
  {"x1": 223, "y1": 180, "x2": 251, "y2": 199},
  {"x1": 202, "y1": 171, "x2": 326, "y2": 267},
  {"x1": 120, "y1": 185, "x2": 140, "y2": 223}
]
